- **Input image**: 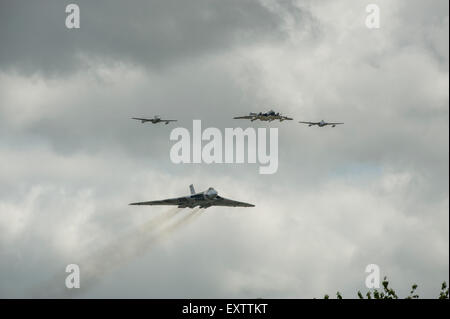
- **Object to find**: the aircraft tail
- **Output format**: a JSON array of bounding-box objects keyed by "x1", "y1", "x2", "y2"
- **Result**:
[{"x1": 189, "y1": 184, "x2": 195, "y2": 195}]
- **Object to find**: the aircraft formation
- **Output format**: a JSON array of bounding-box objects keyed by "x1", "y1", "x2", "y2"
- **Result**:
[
  {"x1": 133, "y1": 109, "x2": 344, "y2": 127},
  {"x1": 130, "y1": 108, "x2": 344, "y2": 209}
]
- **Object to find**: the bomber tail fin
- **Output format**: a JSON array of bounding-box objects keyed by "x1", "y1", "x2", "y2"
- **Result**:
[{"x1": 189, "y1": 184, "x2": 195, "y2": 195}]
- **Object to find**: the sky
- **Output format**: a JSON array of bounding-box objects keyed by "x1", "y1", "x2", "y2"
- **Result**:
[{"x1": 0, "y1": 0, "x2": 448, "y2": 298}]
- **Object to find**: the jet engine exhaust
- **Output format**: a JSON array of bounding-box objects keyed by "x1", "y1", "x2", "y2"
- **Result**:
[{"x1": 32, "y1": 207, "x2": 204, "y2": 298}]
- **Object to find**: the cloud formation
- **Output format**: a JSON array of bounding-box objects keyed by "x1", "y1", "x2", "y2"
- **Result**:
[{"x1": 0, "y1": 0, "x2": 448, "y2": 298}]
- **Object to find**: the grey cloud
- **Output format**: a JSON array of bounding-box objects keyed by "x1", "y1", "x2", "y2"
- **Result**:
[
  {"x1": 0, "y1": 0, "x2": 448, "y2": 298},
  {"x1": 0, "y1": 0, "x2": 305, "y2": 75}
]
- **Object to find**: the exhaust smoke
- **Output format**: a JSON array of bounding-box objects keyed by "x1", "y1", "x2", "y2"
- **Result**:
[{"x1": 33, "y1": 207, "x2": 204, "y2": 298}]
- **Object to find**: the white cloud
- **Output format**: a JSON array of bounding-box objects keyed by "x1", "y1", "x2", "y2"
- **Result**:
[{"x1": 0, "y1": 0, "x2": 448, "y2": 298}]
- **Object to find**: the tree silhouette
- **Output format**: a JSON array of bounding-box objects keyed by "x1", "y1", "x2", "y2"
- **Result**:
[{"x1": 323, "y1": 277, "x2": 449, "y2": 299}]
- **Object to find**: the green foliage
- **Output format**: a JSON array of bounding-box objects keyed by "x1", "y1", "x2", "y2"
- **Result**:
[
  {"x1": 406, "y1": 283, "x2": 419, "y2": 299},
  {"x1": 323, "y1": 277, "x2": 449, "y2": 299},
  {"x1": 439, "y1": 281, "x2": 449, "y2": 300}
]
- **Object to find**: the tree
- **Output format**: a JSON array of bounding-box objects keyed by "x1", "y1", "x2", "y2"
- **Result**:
[
  {"x1": 323, "y1": 277, "x2": 449, "y2": 299},
  {"x1": 438, "y1": 282, "x2": 449, "y2": 299}
]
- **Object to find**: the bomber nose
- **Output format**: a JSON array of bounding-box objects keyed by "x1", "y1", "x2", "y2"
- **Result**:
[{"x1": 206, "y1": 188, "x2": 218, "y2": 198}]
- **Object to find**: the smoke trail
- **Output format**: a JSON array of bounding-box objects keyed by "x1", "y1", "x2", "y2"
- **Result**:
[
  {"x1": 34, "y1": 206, "x2": 204, "y2": 298},
  {"x1": 137, "y1": 206, "x2": 184, "y2": 232},
  {"x1": 159, "y1": 207, "x2": 203, "y2": 235}
]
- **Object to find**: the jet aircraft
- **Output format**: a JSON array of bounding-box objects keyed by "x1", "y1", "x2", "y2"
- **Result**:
[
  {"x1": 132, "y1": 115, "x2": 177, "y2": 125},
  {"x1": 234, "y1": 110, "x2": 293, "y2": 122},
  {"x1": 129, "y1": 185, "x2": 255, "y2": 209},
  {"x1": 298, "y1": 120, "x2": 344, "y2": 127}
]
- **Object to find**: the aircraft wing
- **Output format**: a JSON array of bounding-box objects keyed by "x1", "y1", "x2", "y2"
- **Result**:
[
  {"x1": 327, "y1": 122, "x2": 344, "y2": 125},
  {"x1": 211, "y1": 195, "x2": 255, "y2": 207},
  {"x1": 161, "y1": 119, "x2": 177, "y2": 122},
  {"x1": 132, "y1": 117, "x2": 152, "y2": 122},
  {"x1": 298, "y1": 121, "x2": 318, "y2": 125},
  {"x1": 233, "y1": 115, "x2": 254, "y2": 119},
  {"x1": 282, "y1": 116, "x2": 293, "y2": 120},
  {"x1": 129, "y1": 197, "x2": 184, "y2": 206}
]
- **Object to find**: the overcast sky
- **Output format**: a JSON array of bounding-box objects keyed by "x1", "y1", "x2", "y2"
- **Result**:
[{"x1": 0, "y1": 0, "x2": 448, "y2": 298}]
